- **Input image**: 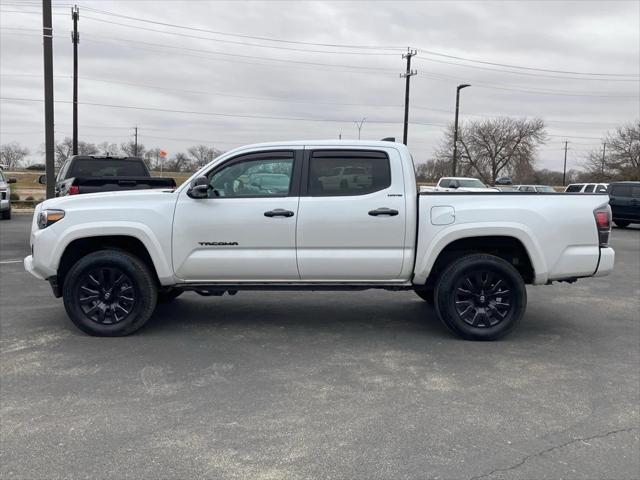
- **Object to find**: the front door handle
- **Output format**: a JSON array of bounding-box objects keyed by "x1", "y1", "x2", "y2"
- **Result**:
[
  {"x1": 264, "y1": 209, "x2": 294, "y2": 218},
  {"x1": 368, "y1": 207, "x2": 399, "y2": 217}
]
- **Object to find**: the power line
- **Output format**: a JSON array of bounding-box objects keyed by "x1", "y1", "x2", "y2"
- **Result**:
[
  {"x1": 0, "y1": 96, "x2": 447, "y2": 126},
  {"x1": 417, "y1": 49, "x2": 639, "y2": 78},
  {"x1": 80, "y1": 6, "x2": 405, "y2": 51},
  {"x1": 80, "y1": 14, "x2": 401, "y2": 56},
  {"x1": 1, "y1": 73, "x2": 633, "y2": 128}
]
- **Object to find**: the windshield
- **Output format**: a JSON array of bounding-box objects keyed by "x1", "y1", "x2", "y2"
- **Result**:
[
  {"x1": 458, "y1": 179, "x2": 487, "y2": 188},
  {"x1": 69, "y1": 159, "x2": 148, "y2": 177},
  {"x1": 0, "y1": 170, "x2": 5, "y2": 182}
]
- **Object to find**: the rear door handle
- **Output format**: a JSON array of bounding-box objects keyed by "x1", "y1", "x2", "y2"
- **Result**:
[
  {"x1": 368, "y1": 207, "x2": 399, "y2": 217},
  {"x1": 264, "y1": 209, "x2": 294, "y2": 218}
]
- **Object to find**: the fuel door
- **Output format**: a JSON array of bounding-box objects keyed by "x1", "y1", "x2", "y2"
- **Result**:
[{"x1": 430, "y1": 205, "x2": 455, "y2": 225}]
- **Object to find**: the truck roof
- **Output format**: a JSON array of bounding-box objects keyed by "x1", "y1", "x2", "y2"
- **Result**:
[{"x1": 224, "y1": 139, "x2": 408, "y2": 154}]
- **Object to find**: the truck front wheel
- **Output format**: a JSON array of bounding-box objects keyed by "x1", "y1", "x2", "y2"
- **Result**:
[
  {"x1": 434, "y1": 253, "x2": 527, "y2": 341},
  {"x1": 62, "y1": 250, "x2": 158, "y2": 336}
]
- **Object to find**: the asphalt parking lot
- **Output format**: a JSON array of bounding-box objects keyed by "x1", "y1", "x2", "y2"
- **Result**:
[{"x1": 1, "y1": 213, "x2": 639, "y2": 479}]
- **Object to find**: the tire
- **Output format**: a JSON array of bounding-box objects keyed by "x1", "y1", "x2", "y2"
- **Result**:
[
  {"x1": 434, "y1": 253, "x2": 527, "y2": 341},
  {"x1": 157, "y1": 289, "x2": 183, "y2": 303},
  {"x1": 1, "y1": 208, "x2": 10, "y2": 220},
  {"x1": 414, "y1": 288, "x2": 434, "y2": 304},
  {"x1": 614, "y1": 220, "x2": 630, "y2": 228},
  {"x1": 62, "y1": 250, "x2": 158, "y2": 336}
]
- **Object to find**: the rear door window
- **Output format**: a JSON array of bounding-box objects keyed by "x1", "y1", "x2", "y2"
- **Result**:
[
  {"x1": 566, "y1": 184, "x2": 583, "y2": 192},
  {"x1": 584, "y1": 184, "x2": 595, "y2": 193},
  {"x1": 611, "y1": 185, "x2": 633, "y2": 197},
  {"x1": 307, "y1": 151, "x2": 391, "y2": 196}
]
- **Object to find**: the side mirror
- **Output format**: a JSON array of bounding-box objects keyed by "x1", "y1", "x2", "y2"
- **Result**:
[
  {"x1": 7, "y1": 177, "x2": 17, "y2": 184},
  {"x1": 187, "y1": 176, "x2": 209, "y2": 199},
  {"x1": 38, "y1": 175, "x2": 47, "y2": 185}
]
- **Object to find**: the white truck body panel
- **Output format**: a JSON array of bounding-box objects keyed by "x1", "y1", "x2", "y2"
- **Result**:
[{"x1": 25, "y1": 140, "x2": 614, "y2": 291}]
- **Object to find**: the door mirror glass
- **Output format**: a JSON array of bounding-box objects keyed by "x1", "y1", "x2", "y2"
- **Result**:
[
  {"x1": 38, "y1": 175, "x2": 47, "y2": 185},
  {"x1": 187, "y1": 176, "x2": 209, "y2": 199}
]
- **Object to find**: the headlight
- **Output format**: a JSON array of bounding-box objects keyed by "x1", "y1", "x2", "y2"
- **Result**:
[{"x1": 37, "y1": 209, "x2": 65, "y2": 229}]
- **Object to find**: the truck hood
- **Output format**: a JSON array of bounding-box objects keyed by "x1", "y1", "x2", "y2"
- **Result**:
[{"x1": 38, "y1": 188, "x2": 176, "y2": 211}]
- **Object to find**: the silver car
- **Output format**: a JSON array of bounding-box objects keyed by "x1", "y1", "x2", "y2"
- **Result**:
[{"x1": 0, "y1": 169, "x2": 17, "y2": 220}]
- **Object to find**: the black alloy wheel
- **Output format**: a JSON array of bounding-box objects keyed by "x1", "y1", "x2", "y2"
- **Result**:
[
  {"x1": 453, "y1": 271, "x2": 514, "y2": 328},
  {"x1": 63, "y1": 250, "x2": 158, "y2": 336},
  {"x1": 77, "y1": 267, "x2": 136, "y2": 325},
  {"x1": 434, "y1": 253, "x2": 527, "y2": 341}
]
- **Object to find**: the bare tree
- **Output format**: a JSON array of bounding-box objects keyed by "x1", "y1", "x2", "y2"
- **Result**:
[
  {"x1": 415, "y1": 159, "x2": 452, "y2": 183},
  {"x1": 164, "y1": 152, "x2": 191, "y2": 172},
  {"x1": 54, "y1": 137, "x2": 98, "y2": 167},
  {"x1": 583, "y1": 121, "x2": 639, "y2": 181},
  {"x1": 187, "y1": 145, "x2": 222, "y2": 168},
  {"x1": 120, "y1": 140, "x2": 146, "y2": 158},
  {"x1": 97, "y1": 141, "x2": 120, "y2": 156},
  {"x1": 458, "y1": 118, "x2": 546, "y2": 184},
  {"x1": 0, "y1": 142, "x2": 30, "y2": 169}
]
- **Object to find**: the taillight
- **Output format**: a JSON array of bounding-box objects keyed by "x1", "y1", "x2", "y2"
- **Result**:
[
  {"x1": 594, "y1": 205, "x2": 611, "y2": 247},
  {"x1": 68, "y1": 185, "x2": 80, "y2": 195}
]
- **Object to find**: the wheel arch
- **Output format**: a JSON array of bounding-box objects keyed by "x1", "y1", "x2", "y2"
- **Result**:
[
  {"x1": 54, "y1": 226, "x2": 174, "y2": 293},
  {"x1": 415, "y1": 229, "x2": 546, "y2": 288}
]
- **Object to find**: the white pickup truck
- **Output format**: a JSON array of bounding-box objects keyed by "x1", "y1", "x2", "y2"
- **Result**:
[
  {"x1": 419, "y1": 177, "x2": 500, "y2": 193},
  {"x1": 24, "y1": 140, "x2": 614, "y2": 340}
]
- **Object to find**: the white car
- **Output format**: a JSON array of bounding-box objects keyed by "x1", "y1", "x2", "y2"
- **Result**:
[
  {"x1": 24, "y1": 140, "x2": 614, "y2": 340},
  {"x1": 565, "y1": 183, "x2": 608, "y2": 193},
  {"x1": 420, "y1": 177, "x2": 500, "y2": 193}
]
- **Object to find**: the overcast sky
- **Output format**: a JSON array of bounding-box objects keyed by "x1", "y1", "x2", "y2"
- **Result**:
[{"x1": 1, "y1": 0, "x2": 639, "y2": 171}]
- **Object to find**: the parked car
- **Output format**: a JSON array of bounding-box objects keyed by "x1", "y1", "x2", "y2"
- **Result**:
[
  {"x1": 608, "y1": 181, "x2": 640, "y2": 228},
  {"x1": 514, "y1": 185, "x2": 557, "y2": 193},
  {"x1": 24, "y1": 140, "x2": 614, "y2": 340},
  {"x1": 565, "y1": 183, "x2": 608, "y2": 193},
  {"x1": 39, "y1": 155, "x2": 176, "y2": 196},
  {"x1": 0, "y1": 168, "x2": 17, "y2": 220},
  {"x1": 420, "y1": 177, "x2": 500, "y2": 192},
  {"x1": 318, "y1": 165, "x2": 372, "y2": 191}
]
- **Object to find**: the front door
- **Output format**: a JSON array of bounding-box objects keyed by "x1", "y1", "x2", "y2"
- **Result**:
[
  {"x1": 172, "y1": 150, "x2": 302, "y2": 282},
  {"x1": 296, "y1": 147, "x2": 407, "y2": 281}
]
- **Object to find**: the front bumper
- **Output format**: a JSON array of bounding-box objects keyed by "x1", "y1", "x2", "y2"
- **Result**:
[
  {"x1": 24, "y1": 255, "x2": 47, "y2": 280},
  {"x1": 594, "y1": 247, "x2": 615, "y2": 277}
]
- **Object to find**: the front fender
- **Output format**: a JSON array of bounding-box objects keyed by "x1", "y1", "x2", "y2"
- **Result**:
[
  {"x1": 34, "y1": 221, "x2": 175, "y2": 285},
  {"x1": 412, "y1": 222, "x2": 548, "y2": 285}
]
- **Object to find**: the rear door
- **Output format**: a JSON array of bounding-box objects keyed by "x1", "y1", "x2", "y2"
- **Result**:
[
  {"x1": 609, "y1": 184, "x2": 637, "y2": 220},
  {"x1": 296, "y1": 147, "x2": 407, "y2": 281}
]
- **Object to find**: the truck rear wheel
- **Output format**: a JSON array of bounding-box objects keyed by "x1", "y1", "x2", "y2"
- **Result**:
[
  {"x1": 62, "y1": 250, "x2": 158, "y2": 336},
  {"x1": 434, "y1": 253, "x2": 527, "y2": 341}
]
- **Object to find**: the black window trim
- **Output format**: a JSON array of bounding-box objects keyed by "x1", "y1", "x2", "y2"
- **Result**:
[
  {"x1": 199, "y1": 149, "x2": 302, "y2": 199},
  {"x1": 301, "y1": 148, "x2": 391, "y2": 197}
]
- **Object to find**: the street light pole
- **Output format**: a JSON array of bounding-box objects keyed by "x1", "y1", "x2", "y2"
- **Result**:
[
  {"x1": 355, "y1": 118, "x2": 366, "y2": 140},
  {"x1": 452, "y1": 84, "x2": 470, "y2": 176}
]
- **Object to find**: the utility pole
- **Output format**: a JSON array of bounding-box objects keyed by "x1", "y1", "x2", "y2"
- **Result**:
[
  {"x1": 400, "y1": 48, "x2": 417, "y2": 145},
  {"x1": 601, "y1": 142, "x2": 606, "y2": 175},
  {"x1": 134, "y1": 126, "x2": 138, "y2": 156},
  {"x1": 562, "y1": 141, "x2": 568, "y2": 186},
  {"x1": 452, "y1": 83, "x2": 471, "y2": 176},
  {"x1": 355, "y1": 118, "x2": 366, "y2": 140},
  {"x1": 71, "y1": 5, "x2": 79, "y2": 155},
  {"x1": 43, "y1": 0, "x2": 55, "y2": 199}
]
